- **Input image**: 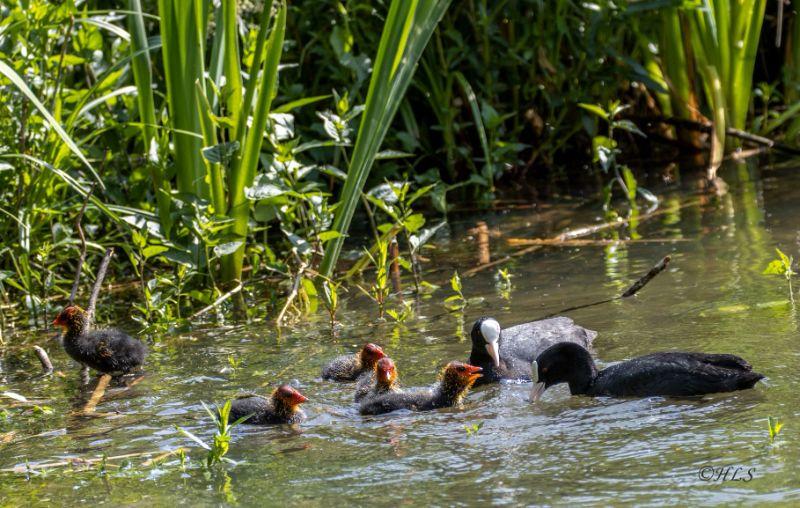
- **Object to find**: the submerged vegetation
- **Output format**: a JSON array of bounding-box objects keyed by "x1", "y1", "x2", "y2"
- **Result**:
[{"x1": 0, "y1": 0, "x2": 799, "y2": 327}]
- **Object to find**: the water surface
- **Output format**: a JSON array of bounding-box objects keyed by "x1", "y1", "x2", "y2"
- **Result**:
[{"x1": 1, "y1": 160, "x2": 798, "y2": 505}]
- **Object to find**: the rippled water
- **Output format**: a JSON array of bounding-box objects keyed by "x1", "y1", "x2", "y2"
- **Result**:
[{"x1": 1, "y1": 160, "x2": 799, "y2": 505}]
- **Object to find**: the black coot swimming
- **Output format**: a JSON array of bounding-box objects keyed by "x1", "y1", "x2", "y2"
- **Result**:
[
  {"x1": 359, "y1": 362, "x2": 482, "y2": 415},
  {"x1": 530, "y1": 342, "x2": 765, "y2": 400},
  {"x1": 53, "y1": 305, "x2": 147, "y2": 375},
  {"x1": 229, "y1": 385, "x2": 308, "y2": 424},
  {"x1": 469, "y1": 316, "x2": 597, "y2": 385},
  {"x1": 321, "y1": 343, "x2": 386, "y2": 381}
]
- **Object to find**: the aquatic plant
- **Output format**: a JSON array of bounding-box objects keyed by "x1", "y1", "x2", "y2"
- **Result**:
[
  {"x1": 177, "y1": 400, "x2": 248, "y2": 467},
  {"x1": 579, "y1": 101, "x2": 655, "y2": 214},
  {"x1": 444, "y1": 271, "x2": 467, "y2": 311},
  {"x1": 497, "y1": 268, "x2": 513, "y2": 300},
  {"x1": 767, "y1": 416, "x2": 784, "y2": 443},
  {"x1": 763, "y1": 248, "x2": 795, "y2": 305}
]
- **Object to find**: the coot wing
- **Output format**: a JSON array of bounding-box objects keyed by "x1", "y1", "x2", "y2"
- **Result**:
[
  {"x1": 499, "y1": 317, "x2": 597, "y2": 363},
  {"x1": 591, "y1": 353, "x2": 763, "y2": 397}
]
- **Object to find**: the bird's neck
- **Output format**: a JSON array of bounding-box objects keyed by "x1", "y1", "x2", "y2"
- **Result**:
[
  {"x1": 567, "y1": 362, "x2": 598, "y2": 395},
  {"x1": 63, "y1": 318, "x2": 89, "y2": 342},
  {"x1": 272, "y1": 399, "x2": 299, "y2": 419},
  {"x1": 435, "y1": 379, "x2": 470, "y2": 406}
]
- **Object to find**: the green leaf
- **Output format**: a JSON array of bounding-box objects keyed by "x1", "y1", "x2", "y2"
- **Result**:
[
  {"x1": 763, "y1": 260, "x2": 786, "y2": 276},
  {"x1": 142, "y1": 245, "x2": 169, "y2": 259},
  {"x1": 317, "y1": 231, "x2": 343, "y2": 242},
  {"x1": 768, "y1": 416, "x2": 783, "y2": 441},
  {"x1": 776, "y1": 248, "x2": 791, "y2": 269},
  {"x1": 213, "y1": 241, "x2": 244, "y2": 257},
  {"x1": 578, "y1": 103, "x2": 609, "y2": 120},
  {"x1": 450, "y1": 271, "x2": 462, "y2": 292},
  {"x1": 403, "y1": 213, "x2": 426, "y2": 233},
  {"x1": 202, "y1": 141, "x2": 240, "y2": 164},
  {"x1": 614, "y1": 119, "x2": 646, "y2": 138}
]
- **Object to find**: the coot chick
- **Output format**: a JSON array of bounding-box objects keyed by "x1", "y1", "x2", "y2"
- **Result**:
[
  {"x1": 354, "y1": 357, "x2": 401, "y2": 402},
  {"x1": 229, "y1": 385, "x2": 308, "y2": 425},
  {"x1": 53, "y1": 305, "x2": 147, "y2": 375},
  {"x1": 469, "y1": 316, "x2": 597, "y2": 385},
  {"x1": 322, "y1": 343, "x2": 385, "y2": 381},
  {"x1": 359, "y1": 362, "x2": 482, "y2": 415},
  {"x1": 530, "y1": 342, "x2": 765, "y2": 401}
]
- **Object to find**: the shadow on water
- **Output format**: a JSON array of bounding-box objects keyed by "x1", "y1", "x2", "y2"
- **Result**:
[{"x1": 0, "y1": 159, "x2": 799, "y2": 505}]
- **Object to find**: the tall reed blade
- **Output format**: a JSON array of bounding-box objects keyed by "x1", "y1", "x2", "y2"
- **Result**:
[
  {"x1": 128, "y1": 0, "x2": 172, "y2": 234},
  {"x1": 318, "y1": 0, "x2": 452, "y2": 278},
  {"x1": 157, "y1": 0, "x2": 208, "y2": 199},
  {"x1": 220, "y1": 3, "x2": 287, "y2": 283}
]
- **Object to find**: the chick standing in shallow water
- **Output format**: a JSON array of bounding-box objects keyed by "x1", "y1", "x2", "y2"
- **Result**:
[
  {"x1": 53, "y1": 305, "x2": 147, "y2": 375},
  {"x1": 529, "y1": 342, "x2": 765, "y2": 401},
  {"x1": 359, "y1": 361, "x2": 482, "y2": 415},
  {"x1": 354, "y1": 357, "x2": 401, "y2": 402},
  {"x1": 321, "y1": 343, "x2": 385, "y2": 381},
  {"x1": 229, "y1": 385, "x2": 308, "y2": 425}
]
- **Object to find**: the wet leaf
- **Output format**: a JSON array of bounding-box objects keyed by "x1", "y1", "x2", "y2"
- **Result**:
[
  {"x1": 201, "y1": 141, "x2": 240, "y2": 164},
  {"x1": 213, "y1": 241, "x2": 244, "y2": 257}
]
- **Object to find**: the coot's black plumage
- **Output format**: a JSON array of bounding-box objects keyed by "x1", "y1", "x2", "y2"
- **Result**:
[
  {"x1": 321, "y1": 343, "x2": 385, "y2": 381},
  {"x1": 469, "y1": 316, "x2": 597, "y2": 385},
  {"x1": 530, "y1": 342, "x2": 765, "y2": 400},
  {"x1": 354, "y1": 357, "x2": 401, "y2": 402},
  {"x1": 229, "y1": 385, "x2": 308, "y2": 425},
  {"x1": 54, "y1": 305, "x2": 147, "y2": 375},
  {"x1": 359, "y1": 362, "x2": 482, "y2": 415}
]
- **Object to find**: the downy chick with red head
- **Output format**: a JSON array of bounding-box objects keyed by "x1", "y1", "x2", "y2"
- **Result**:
[{"x1": 53, "y1": 305, "x2": 147, "y2": 375}]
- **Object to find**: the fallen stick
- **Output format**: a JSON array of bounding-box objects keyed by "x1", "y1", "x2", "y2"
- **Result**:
[
  {"x1": 631, "y1": 115, "x2": 800, "y2": 156},
  {"x1": 505, "y1": 237, "x2": 690, "y2": 247},
  {"x1": 190, "y1": 282, "x2": 243, "y2": 319},
  {"x1": 86, "y1": 247, "x2": 114, "y2": 328},
  {"x1": 464, "y1": 199, "x2": 698, "y2": 276},
  {"x1": 539, "y1": 255, "x2": 671, "y2": 319},
  {"x1": 81, "y1": 374, "x2": 111, "y2": 414},
  {"x1": 32, "y1": 346, "x2": 53, "y2": 374},
  {"x1": 277, "y1": 259, "x2": 309, "y2": 325},
  {"x1": 0, "y1": 448, "x2": 185, "y2": 473}
]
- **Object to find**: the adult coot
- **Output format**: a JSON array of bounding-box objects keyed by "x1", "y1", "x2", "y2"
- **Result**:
[
  {"x1": 322, "y1": 343, "x2": 385, "y2": 381},
  {"x1": 469, "y1": 316, "x2": 597, "y2": 384},
  {"x1": 229, "y1": 385, "x2": 308, "y2": 424},
  {"x1": 359, "y1": 362, "x2": 482, "y2": 415},
  {"x1": 53, "y1": 305, "x2": 147, "y2": 375},
  {"x1": 530, "y1": 342, "x2": 764, "y2": 401}
]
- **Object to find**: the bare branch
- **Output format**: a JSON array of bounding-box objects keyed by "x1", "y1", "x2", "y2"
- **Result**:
[
  {"x1": 190, "y1": 282, "x2": 244, "y2": 319},
  {"x1": 32, "y1": 345, "x2": 53, "y2": 374},
  {"x1": 68, "y1": 183, "x2": 96, "y2": 305},
  {"x1": 86, "y1": 247, "x2": 114, "y2": 328}
]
